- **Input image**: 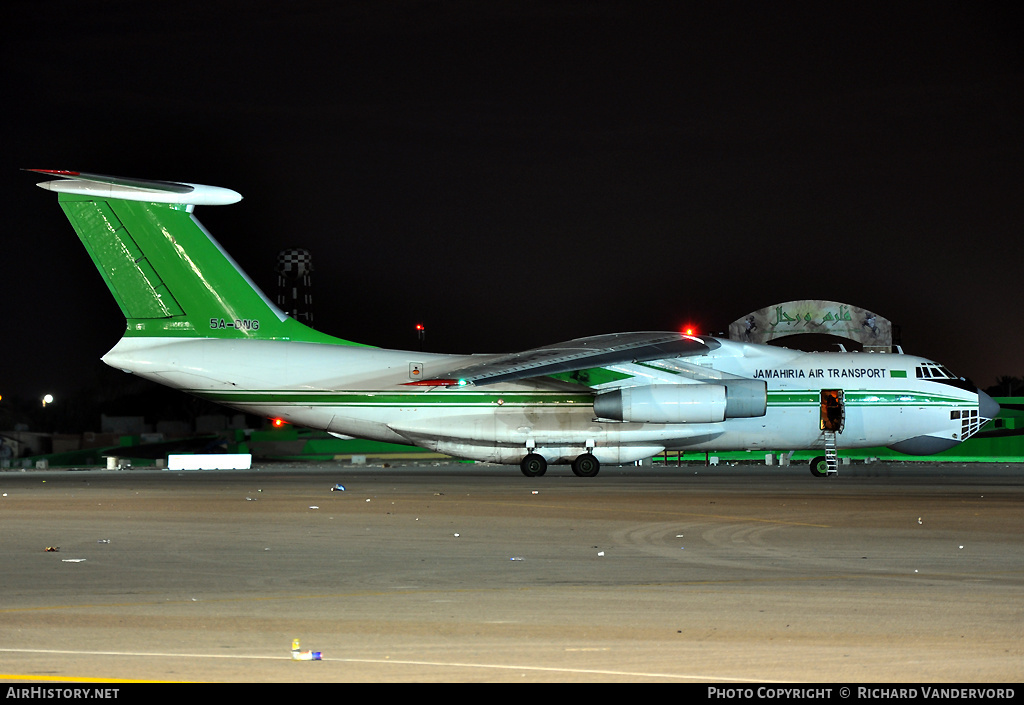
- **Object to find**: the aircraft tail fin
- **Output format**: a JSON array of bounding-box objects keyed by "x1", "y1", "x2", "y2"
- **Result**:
[{"x1": 32, "y1": 171, "x2": 360, "y2": 345}]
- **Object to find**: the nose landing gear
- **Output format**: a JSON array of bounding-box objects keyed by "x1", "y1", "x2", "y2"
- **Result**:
[{"x1": 809, "y1": 455, "x2": 831, "y2": 478}]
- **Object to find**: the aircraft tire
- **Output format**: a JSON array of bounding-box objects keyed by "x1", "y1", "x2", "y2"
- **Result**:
[
  {"x1": 809, "y1": 456, "x2": 828, "y2": 478},
  {"x1": 571, "y1": 453, "x2": 600, "y2": 477},
  {"x1": 520, "y1": 453, "x2": 547, "y2": 477}
]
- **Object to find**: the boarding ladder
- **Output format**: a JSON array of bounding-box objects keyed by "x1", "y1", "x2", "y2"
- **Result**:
[{"x1": 823, "y1": 431, "x2": 838, "y2": 475}]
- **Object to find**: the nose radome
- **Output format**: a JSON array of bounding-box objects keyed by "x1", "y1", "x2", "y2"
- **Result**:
[{"x1": 978, "y1": 389, "x2": 1000, "y2": 420}]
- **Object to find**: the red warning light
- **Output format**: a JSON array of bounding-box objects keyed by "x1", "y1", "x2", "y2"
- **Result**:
[
  {"x1": 415, "y1": 323, "x2": 425, "y2": 331},
  {"x1": 28, "y1": 169, "x2": 82, "y2": 177},
  {"x1": 271, "y1": 417, "x2": 287, "y2": 428}
]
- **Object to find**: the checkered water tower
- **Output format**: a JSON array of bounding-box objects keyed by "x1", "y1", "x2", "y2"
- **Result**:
[{"x1": 276, "y1": 248, "x2": 314, "y2": 325}]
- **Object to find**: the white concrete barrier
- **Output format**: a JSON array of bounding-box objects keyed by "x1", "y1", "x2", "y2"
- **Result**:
[{"x1": 167, "y1": 454, "x2": 252, "y2": 470}]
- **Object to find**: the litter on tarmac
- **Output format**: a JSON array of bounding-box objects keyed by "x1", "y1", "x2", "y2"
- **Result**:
[{"x1": 291, "y1": 639, "x2": 322, "y2": 661}]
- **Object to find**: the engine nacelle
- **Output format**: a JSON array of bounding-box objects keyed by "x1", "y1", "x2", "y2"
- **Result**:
[
  {"x1": 719, "y1": 379, "x2": 768, "y2": 418},
  {"x1": 593, "y1": 381, "x2": 766, "y2": 424}
]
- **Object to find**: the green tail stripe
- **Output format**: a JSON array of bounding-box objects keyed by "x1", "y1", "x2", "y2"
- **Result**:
[
  {"x1": 62, "y1": 199, "x2": 187, "y2": 320},
  {"x1": 57, "y1": 193, "x2": 364, "y2": 345}
]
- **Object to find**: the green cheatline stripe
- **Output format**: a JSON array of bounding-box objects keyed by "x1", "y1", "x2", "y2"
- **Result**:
[
  {"x1": 767, "y1": 392, "x2": 819, "y2": 405},
  {"x1": 191, "y1": 388, "x2": 974, "y2": 409},
  {"x1": 769, "y1": 390, "x2": 974, "y2": 407},
  {"x1": 191, "y1": 390, "x2": 596, "y2": 405}
]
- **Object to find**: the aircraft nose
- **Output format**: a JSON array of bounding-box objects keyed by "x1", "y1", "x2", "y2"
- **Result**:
[{"x1": 977, "y1": 388, "x2": 1000, "y2": 420}]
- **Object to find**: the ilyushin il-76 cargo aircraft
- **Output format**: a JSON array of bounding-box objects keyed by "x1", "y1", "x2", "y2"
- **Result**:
[{"x1": 31, "y1": 170, "x2": 999, "y2": 477}]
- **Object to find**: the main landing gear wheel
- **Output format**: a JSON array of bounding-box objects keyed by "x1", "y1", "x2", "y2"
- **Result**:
[
  {"x1": 809, "y1": 456, "x2": 829, "y2": 478},
  {"x1": 520, "y1": 453, "x2": 547, "y2": 477},
  {"x1": 571, "y1": 453, "x2": 600, "y2": 478}
]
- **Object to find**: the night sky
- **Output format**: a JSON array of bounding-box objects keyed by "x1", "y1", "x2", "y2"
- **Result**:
[{"x1": 3, "y1": 2, "x2": 1022, "y2": 405}]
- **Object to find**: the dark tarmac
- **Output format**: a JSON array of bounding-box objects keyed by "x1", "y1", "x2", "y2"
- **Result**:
[{"x1": 1, "y1": 461, "x2": 1022, "y2": 683}]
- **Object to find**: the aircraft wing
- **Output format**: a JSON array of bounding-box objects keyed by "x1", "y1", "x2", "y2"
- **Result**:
[{"x1": 442, "y1": 332, "x2": 720, "y2": 386}]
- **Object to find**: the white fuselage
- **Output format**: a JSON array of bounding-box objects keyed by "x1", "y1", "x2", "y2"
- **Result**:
[{"x1": 101, "y1": 336, "x2": 987, "y2": 465}]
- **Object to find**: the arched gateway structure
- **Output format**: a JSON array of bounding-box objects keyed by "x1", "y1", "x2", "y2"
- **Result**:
[{"x1": 728, "y1": 300, "x2": 894, "y2": 353}]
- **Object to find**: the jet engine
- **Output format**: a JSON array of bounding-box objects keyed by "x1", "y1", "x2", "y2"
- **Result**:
[{"x1": 593, "y1": 381, "x2": 766, "y2": 424}]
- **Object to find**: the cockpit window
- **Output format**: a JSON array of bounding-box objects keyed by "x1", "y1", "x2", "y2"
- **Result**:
[
  {"x1": 916, "y1": 362, "x2": 974, "y2": 391},
  {"x1": 916, "y1": 363, "x2": 956, "y2": 380}
]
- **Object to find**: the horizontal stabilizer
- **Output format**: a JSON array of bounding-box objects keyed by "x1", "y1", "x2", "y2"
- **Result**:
[{"x1": 29, "y1": 169, "x2": 241, "y2": 206}]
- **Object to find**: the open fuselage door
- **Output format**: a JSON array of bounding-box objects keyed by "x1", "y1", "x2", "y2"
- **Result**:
[{"x1": 820, "y1": 389, "x2": 845, "y2": 434}]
